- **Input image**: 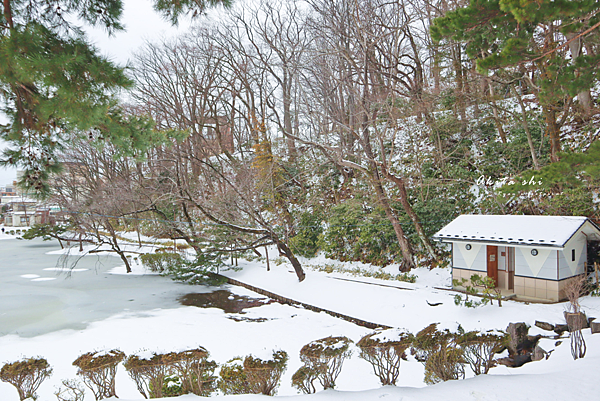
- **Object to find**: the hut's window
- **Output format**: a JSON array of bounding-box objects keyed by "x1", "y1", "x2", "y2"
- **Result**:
[
  {"x1": 465, "y1": 244, "x2": 472, "y2": 250},
  {"x1": 572, "y1": 249, "x2": 576, "y2": 262},
  {"x1": 531, "y1": 249, "x2": 538, "y2": 256}
]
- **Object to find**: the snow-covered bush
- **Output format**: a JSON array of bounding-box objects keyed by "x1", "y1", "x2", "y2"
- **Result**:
[
  {"x1": 357, "y1": 329, "x2": 413, "y2": 385},
  {"x1": 72, "y1": 350, "x2": 124, "y2": 400},
  {"x1": 243, "y1": 350, "x2": 288, "y2": 396},
  {"x1": 140, "y1": 252, "x2": 182, "y2": 273},
  {"x1": 54, "y1": 379, "x2": 85, "y2": 401},
  {"x1": 309, "y1": 263, "x2": 417, "y2": 283},
  {"x1": 124, "y1": 351, "x2": 171, "y2": 399},
  {"x1": 124, "y1": 348, "x2": 217, "y2": 398},
  {"x1": 0, "y1": 357, "x2": 52, "y2": 401},
  {"x1": 299, "y1": 336, "x2": 353, "y2": 390},
  {"x1": 165, "y1": 348, "x2": 217, "y2": 396},
  {"x1": 455, "y1": 328, "x2": 508, "y2": 375},
  {"x1": 217, "y1": 358, "x2": 249, "y2": 395},
  {"x1": 291, "y1": 365, "x2": 319, "y2": 394},
  {"x1": 217, "y1": 351, "x2": 288, "y2": 396},
  {"x1": 411, "y1": 324, "x2": 464, "y2": 385}
]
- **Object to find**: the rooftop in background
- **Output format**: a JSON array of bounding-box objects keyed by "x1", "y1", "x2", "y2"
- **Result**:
[
  {"x1": 433, "y1": 214, "x2": 600, "y2": 248},
  {"x1": 0, "y1": 195, "x2": 37, "y2": 204}
]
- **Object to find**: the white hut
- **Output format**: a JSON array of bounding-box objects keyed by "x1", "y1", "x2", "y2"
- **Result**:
[{"x1": 433, "y1": 215, "x2": 600, "y2": 302}]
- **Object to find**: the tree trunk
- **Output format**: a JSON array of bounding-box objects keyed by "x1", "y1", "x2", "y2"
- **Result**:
[
  {"x1": 275, "y1": 239, "x2": 305, "y2": 281},
  {"x1": 566, "y1": 32, "x2": 593, "y2": 118},
  {"x1": 382, "y1": 169, "x2": 437, "y2": 261},
  {"x1": 265, "y1": 245, "x2": 270, "y2": 271},
  {"x1": 283, "y1": 66, "x2": 297, "y2": 160},
  {"x1": 488, "y1": 80, "x2": 507, "y2": 143},
  {"x1": 3, "y1": 0, "x2": 14, "y2": 29},
  {"x1": 451, "y1": 43, "x2": 466, "y2": 125},
  {"x1": 359, "y1": 47, "x2": 416, "y2": 271},
  {"x1": 369, "y1": 169, "x2": 416, "y2": 272},
  {"x1": 543, "y1": 105, "x2": 561, "y2": 162},
  {"x1": 105, "y1": 220, "x2": 132, "y2": 273},
  {"x1": 511, "y1": 84, "x2": 540, "y2": 170},
  {"x1": 119, "y1": 251, "x2": 132, "y2": 274}
]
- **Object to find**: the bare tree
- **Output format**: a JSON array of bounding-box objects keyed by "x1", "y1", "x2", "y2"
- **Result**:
[
  {"x1": 229, "y1": 0, "x2": 310, "y2": 160},
  {"x1": 51, "y1": 139, "x2": 151, "y2": 273},
  {"x1": 292, "y1": 0, "x2": 440, "y2": 269}
]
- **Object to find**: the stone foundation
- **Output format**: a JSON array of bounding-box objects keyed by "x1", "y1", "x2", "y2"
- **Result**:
[{"x1": 451, "y1": 268, "x2": 580, "y2": 303}]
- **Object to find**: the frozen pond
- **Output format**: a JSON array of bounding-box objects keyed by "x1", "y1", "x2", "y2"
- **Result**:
[{"x1": 0, "y1": 238, "x2": 219, "y2": 337}]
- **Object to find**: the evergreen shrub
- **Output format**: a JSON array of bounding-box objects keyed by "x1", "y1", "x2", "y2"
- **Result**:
[
  {"x1": 124, "y1": 347, "x2": 216, "y2": 398},
  {"x1": 217, "y1": 358, "x2": 249, "y2": 395},
  {"x1": 411, "y1": 324, "x2": 464, "y2": 385},
  {"x1": 291, "y1": 365, "x2": 319, "y2": 394},
  {"x1": 140, "y1": 252, "x2": 182, "y2": 273},
  {"x1": 167, "y1": 348, "x2": 217, "y2": 396},
  {"x1": 321, "y1": 200, "x2": 400, "y2": 266},
  {"x1": 124, "y1": 352, "x2": 170, "y2": 399},
  {"x1": 309, "y1": 263, "x2": 417, "y2": 283},
  {"x1": 289, "y1": 210, "x2": 324, "y2": 257},
  {"x1": 161, "y1": 375, "x2": 183, "y2": 397},
  {"x1": 218, "y1": 351, "x2": 288, "y2": 396}
]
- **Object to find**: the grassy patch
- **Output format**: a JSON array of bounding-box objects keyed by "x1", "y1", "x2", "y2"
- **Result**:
[{"x1": 306, "y1": 263, "x2": 417, "y2": 283}]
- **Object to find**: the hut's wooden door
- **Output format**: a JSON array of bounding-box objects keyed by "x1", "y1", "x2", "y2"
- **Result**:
[{"x1": 487, "y1": 245, "x2": 498, "y2": 286}]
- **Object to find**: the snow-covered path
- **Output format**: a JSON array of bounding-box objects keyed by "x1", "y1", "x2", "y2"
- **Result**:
[{"x1": 221, "y1": 258, "x2": 600, "y2": 334}]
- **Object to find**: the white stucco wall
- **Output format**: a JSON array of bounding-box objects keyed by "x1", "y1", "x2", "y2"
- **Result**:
[
  {"x1": 514, "y1": 247, "x2": 557, "y2": 279},
  {"x1": 559, "y1": 232, "x2": 587, "y2": 279},
  {"x1": 452, "y1": 242, "x2": 486, "y2": 272}
]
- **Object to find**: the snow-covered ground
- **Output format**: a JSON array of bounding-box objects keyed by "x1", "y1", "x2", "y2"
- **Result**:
[{"x1": 1, "y1": 236, "x2": 600, "y2": 400}]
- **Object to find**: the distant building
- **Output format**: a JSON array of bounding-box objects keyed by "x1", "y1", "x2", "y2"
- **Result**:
[
  {"x1": 0, "y1": 182, "x2": 18, "y2": 197},
  {"x1": 2, "y1": 200, "x2": 37, "y2": 227}
]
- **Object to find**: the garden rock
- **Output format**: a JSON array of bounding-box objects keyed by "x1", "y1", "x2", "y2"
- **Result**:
[
  {"x1": 506, "y1": 323, "x2": 530, "y2": 355},
  {"x1": 496, "y1": 354, "x2": 532, "y2": 368},
  {"x1": 531, "y1": 345, "x2": 546, "y2": 361},
  {"x1": 534, "y1": 321, "x2": 554, "y2": 331},
  {"x1": 554, "y1": 324, "x2": 569, "y2": 335}
]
